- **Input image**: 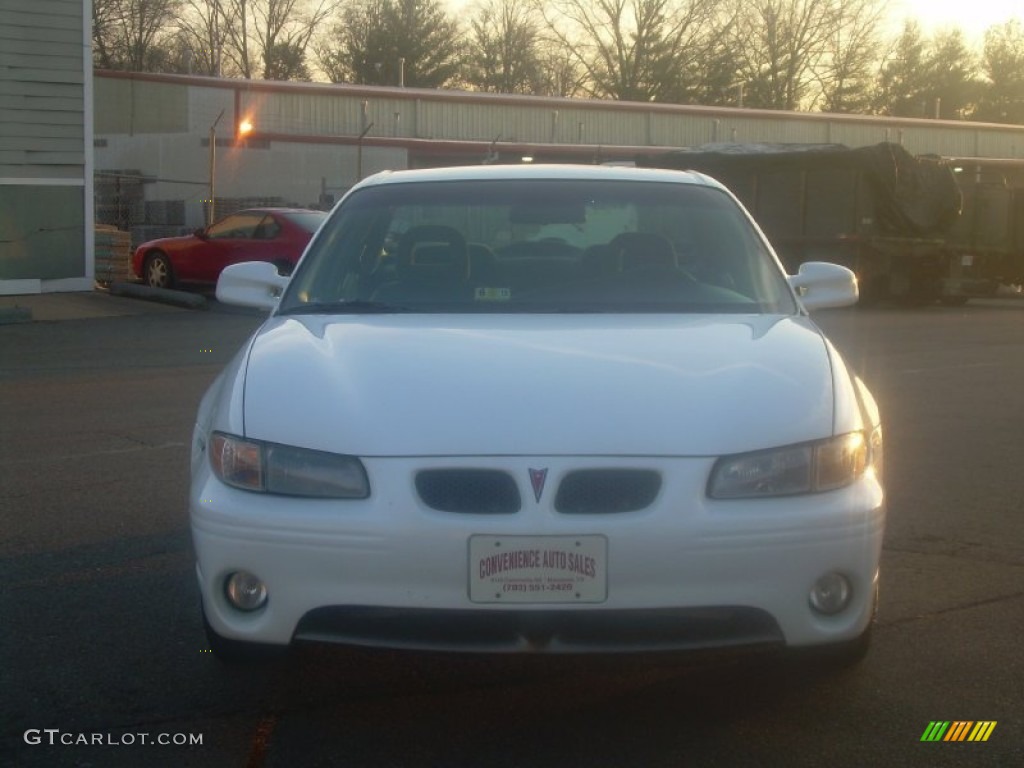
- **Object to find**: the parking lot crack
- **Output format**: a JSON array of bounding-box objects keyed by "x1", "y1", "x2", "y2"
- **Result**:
[{"x1": 880, "y1": 590, "x2": 1024, "y2": 628}]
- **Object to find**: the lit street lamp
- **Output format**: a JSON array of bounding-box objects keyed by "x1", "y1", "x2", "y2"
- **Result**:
[{"x1": 209, "y1": 113, "x2": 254, "y2": 227}]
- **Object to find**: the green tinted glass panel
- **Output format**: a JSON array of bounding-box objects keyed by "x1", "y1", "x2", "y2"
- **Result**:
[{"x1": 0, "y1": 186, "x2": 85, "y2": 280}]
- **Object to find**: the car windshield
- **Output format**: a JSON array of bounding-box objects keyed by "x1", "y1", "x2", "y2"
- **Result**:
[
  {"x1": 284, "y1": 211, "x2": 329, "y2": 233},
  {"x1": 279, "y1": 178, "x2": 797, "y2": 315}
]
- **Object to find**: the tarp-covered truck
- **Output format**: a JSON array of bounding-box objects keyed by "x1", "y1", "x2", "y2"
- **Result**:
[
  {"x1": 637, "y1": 142, "x2": 999, "y2": 304},
  {"x1": 943, "y1": 158, "x2": 1024, "y2": 302}
]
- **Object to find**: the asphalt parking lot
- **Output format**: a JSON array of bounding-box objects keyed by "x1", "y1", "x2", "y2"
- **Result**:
[{"x1": 1, "y1": 290, "x2": 1022, "y2": 767}]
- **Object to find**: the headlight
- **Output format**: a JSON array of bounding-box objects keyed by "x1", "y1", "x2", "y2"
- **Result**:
[
  {"x1": 708, "y1": 432, "x2": 870, "y2": 499},
  {"x1": 209, "y1": 432, "x2": 369, "y2": 498}
]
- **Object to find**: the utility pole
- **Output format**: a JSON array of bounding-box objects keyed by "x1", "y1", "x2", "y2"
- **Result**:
[{"x1": 208, "y1": 110, "x2": 224, "y2": 227}]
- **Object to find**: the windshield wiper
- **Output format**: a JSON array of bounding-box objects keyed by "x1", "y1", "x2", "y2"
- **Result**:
[{"x1": 279, "y1": 300, "x2": 412, "y2": 315}]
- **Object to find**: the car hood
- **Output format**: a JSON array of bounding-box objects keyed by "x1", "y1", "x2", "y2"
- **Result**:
[
  {"x1": 138, "y1": 234, "x2": 197, "y2": 252},
  {"x1": 239, "y1": 314, "x2": 837, "y2": 457}
]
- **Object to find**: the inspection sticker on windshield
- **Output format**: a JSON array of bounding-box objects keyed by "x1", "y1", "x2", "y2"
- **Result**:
[
  {"x1": 474, "y1": 287, "x2": 512, "y2": 302},
  {"x1": 469, "y1": 535, "x2": 607, "y2": 603}
]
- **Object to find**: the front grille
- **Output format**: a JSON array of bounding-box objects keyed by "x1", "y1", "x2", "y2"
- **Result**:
[
  {"x1": 293, "y1": 606, "x2": 784, "y2": 653},
  {"x1": 416, "y1": 469, "x2": 521, "y2": 514},
  {"x1": 555, "y1": 469, "x2": 661, "y2": 514}
]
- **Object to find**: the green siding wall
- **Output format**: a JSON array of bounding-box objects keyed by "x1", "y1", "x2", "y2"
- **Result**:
[
  {"x1": 0, "y1": 0, "x2": 85, "y2": 177},
  {"x1": 0, "y1": 0, "x2": 89, "y2": 289}
]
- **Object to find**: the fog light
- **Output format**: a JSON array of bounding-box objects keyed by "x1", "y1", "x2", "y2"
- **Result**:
[
  {"x1": 225, "y1": 571, "x2": 268, "y2": 612},
  {"x1": 809, "y1": 572, "x2": 852, "y2": 615}
]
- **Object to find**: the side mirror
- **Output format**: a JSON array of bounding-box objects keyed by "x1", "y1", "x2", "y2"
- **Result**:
[
  {"x1": 194, "y1": 228, "x2": 209, "y2": 240},
  {"x1": 216, "y1": 261, "x2": 289, "y2": 311},
  {"x1": 788, "y1": 261, "x2": 858, "y2": 310}
]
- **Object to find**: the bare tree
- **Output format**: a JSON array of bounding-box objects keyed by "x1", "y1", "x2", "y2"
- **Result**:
[
  {"x1": 535, "y1": 38, "x2": 587, "y2": 97},
  {"x1": 729, "y1": 0, "x2": 841, "y2": 110},
  {"x1": 217, "y1": 0, "x2": 334, "y2": 80},
  {"x1": 465, "y1": 0, "x2": 546, "y2": 94},
  {"x1": 92, "y1": 0, "x2": 183, "y2": 71},
  {"x1": 814, "y1": 0, "x2": 886, "y2": 113},
  {"x1": 176, "y1": 0, "x2": 232, "y2": 75},
  {"x1": 539, "y1": 0, "x2": 720, "y2": 102},
  {"x1": 93, "y1": 0, "x2": 120, "y2": 68}
]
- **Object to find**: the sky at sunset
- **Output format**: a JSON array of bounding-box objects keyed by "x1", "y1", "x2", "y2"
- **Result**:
[
  {"x1": 889, "y1": 0, "x2": 1023, "y2": 39},
  {"x1": 444, "y1": 1, "x2": 1024, "y2": 47}
]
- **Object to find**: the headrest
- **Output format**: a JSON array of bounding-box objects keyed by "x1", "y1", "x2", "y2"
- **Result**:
[
  {"x1": 609, "y1": 232, "x2": 676, "y2": 271},
  {"x1": 397, "y1": 225, "x2": 469, "y2": 280}
]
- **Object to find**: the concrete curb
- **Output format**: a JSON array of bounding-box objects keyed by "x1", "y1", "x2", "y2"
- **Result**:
[
  {"x1": 108, "y1": 281, "x2": 208, "y2": 310},
  {"x1": 0, "y1": 305, "x2": 32, "y2": 324}
]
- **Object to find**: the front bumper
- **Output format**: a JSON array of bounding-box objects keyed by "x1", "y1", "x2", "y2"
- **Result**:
[{"x1": 191, "y1": 454, "x2": 885, "y2": 653}]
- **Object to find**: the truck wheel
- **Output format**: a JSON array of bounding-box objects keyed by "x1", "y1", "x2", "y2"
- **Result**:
[{"x1": 889, "y1": 270, "x2": 937, "y2": 306}]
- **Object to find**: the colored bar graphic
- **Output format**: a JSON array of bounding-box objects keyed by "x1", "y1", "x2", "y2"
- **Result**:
[
  {"x1": 968, "y1": 722, "x2": 997, "y2": 742},
  {"x1": 921, "y1": 721, "x2": 996, "y2": 742},
  {"x1": 945, "y1": 721, "x2": 972, "y2": 741}
]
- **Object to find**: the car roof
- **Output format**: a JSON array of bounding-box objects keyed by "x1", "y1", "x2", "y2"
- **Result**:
[
  {"x1": 356, "y1": 164, "x2": 723, "y2": 191},
  {"x1": 233, "y1": 207, "x2": 326, "y2": 216}
]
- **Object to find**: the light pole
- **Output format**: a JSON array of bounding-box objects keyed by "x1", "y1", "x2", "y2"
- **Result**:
[
  {"x1": 208, "y1": 109, "x2": 224, "y2": 227},
  {"x1": 357, "y1": 122, "x2": 374, "y2": 182}
]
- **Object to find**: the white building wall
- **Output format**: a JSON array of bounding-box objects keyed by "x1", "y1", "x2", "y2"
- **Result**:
[{"x1": 95, "y1": 134, "x2": 406, "y2": 230}]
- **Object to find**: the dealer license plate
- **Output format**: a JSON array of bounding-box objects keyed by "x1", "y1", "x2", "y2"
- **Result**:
[{"x1": 468, "y1": 535, "x2": 607, "y2": 603}]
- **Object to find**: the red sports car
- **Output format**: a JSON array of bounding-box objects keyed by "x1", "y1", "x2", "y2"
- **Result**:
[{"x1": 132, "y1": 208, "x2": 327, "y2": 289}]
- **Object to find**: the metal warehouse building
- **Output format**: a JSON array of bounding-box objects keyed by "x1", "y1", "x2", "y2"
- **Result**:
[
  {"x1": 8, "y1": 65, "x2": 1024, "y2": 293},
  {"x1": 0, "y1": 0, "x2": 93, "y2": 295},
  {"x1": 93, "y1": 71, "x2": 1024, "y2": 238}
]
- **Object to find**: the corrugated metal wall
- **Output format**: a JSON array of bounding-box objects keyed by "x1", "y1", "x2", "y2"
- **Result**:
[{"x1": 97, "y1": 73, "x2": 1024, "y2": 161}]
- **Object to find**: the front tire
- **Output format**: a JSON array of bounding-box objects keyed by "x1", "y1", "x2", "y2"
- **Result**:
[
  {"x1": 788, "y1": 578, "x2": 878, "y2": 672},
  {"x1": 202, "y1": 606, "x2": 287, "y2": 665},
  {"x1": 795, "y1": 623, "x2": 873, "y2": 670},
  {"x1": 144, "y1": 251, "x2": 174, "y2": 289}
]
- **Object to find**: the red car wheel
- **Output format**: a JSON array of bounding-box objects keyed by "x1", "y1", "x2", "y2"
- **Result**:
[{"x1": 144, "y1": 252, "x2": 174, "y2": 289}]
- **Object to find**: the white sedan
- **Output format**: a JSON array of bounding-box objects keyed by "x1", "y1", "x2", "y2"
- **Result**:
[{"x1": 193, "y1": 164, "x2": 884, "y2": 665}]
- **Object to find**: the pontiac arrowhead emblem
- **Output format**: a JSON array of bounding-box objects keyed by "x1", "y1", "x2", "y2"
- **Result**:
[{"x1": 529, "y1": 468, "x2": 549, "y2": 503}]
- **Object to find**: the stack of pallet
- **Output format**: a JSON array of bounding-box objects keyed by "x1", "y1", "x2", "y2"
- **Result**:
[{"x1": 94, "y1": 224, "x2": 134, "y2": 285}]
